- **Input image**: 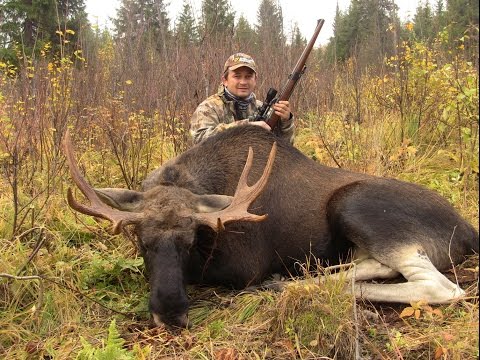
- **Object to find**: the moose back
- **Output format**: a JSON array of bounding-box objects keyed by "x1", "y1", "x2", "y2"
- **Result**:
[{"x1": 64, "y1": 125, "x2": 478, "y2": 328}]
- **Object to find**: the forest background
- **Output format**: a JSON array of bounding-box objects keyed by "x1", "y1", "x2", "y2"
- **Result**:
[{"x1": 0, "y1": 0, "x2": 479, "y2": 359}]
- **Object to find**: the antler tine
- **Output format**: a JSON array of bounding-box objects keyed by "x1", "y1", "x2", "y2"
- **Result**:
[
  {"x1": 194, "y1": 142, "x2": 277, "y2": 231},
  {"x1": 63, "y1": 130, "x2": 141, "y2": 234},
  {"x1": 230, "y1": 142, "x2": 276, "y2": 209}
]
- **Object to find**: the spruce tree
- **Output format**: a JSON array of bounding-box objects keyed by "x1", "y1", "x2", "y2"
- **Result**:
[
  {"x1": 0, "y1": 0, "x2": 88, "y2": 63},
  {"x1": 290, "y1": 23, "x2": 306, "y2": 50},
  {"x1": 445, "y1": 0, "x2": 479, "y2": 40},
  {"x1": 413, "y1": 2, "x2": 435, "y2": 41},
  {"x1": 113, "y1": 0, "x2": 170, "y2": 55},
  {"x1": 175, "y1": 0, "x2": 199, "y2": 46},
  {"x1": 200, "y1": 0, "x2": 235, "y2": 41},
  {"x1": 445, "y1": 0, "x2": 479, "y2": 59},
  {"x1": 234, "y1": 15, "x2": 257, "y2": 49},
  {"x1": 256, "y1": 0, "x2": 285, "y2": 52}
]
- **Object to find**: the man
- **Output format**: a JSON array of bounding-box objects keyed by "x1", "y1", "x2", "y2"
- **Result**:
[{"x1": 190, "y1": 53, "x2": 295, "y2": 144}]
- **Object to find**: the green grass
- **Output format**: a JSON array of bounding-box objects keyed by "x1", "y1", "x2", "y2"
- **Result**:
[{"x1": 1, "y1": 239, "x2": 477, "y2": 359}]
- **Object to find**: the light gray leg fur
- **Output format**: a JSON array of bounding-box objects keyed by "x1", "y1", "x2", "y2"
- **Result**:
[
  {"x1": 265, "y1": 246, "x2": 464, "y2": 304},
  {"x1": 353, "y1": 247, "x2": 464, "y2": 304}
]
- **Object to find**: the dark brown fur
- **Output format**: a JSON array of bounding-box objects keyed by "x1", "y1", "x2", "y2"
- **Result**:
[{"x1": 87, "y1": 126, "x2": 479, "y2": 327}]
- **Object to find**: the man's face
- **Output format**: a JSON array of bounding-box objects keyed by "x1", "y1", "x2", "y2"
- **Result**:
[{"x1": 222, "y1": 67, "x2": 257, "y2": 98}]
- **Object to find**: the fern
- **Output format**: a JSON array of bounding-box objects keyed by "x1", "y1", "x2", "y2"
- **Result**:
[{"x1": 76, "y1": 319, "x2": 134, "y2": 360}]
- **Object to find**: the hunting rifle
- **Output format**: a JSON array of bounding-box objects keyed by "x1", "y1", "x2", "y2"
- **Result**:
[{"x1": 254, "y1": 19, "x2": 325, "y2": 130}]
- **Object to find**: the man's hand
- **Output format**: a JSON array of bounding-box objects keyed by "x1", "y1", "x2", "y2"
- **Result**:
[
  {"x1": 249, "y1": 120, "x2": 272, "y2": 131},
  {"x1": 273, "y1": 101, "x2": 291, "y2": 122},
  {"x1": 232, "y1": 119, "x2": 272, "y2": 131}
]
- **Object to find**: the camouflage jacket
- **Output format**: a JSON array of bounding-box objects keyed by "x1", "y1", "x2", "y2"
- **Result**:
[{"x1": 190, "y1": 87, "x2": 295, "y2": 145}]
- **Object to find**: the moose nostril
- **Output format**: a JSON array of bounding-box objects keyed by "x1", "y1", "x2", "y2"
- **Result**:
[
  {"x1": 151, "y1": 312, "x2": 189, "y2": 328},
  {"x1": 176, "y1": 313, "x2": 189, "y2": 329}
]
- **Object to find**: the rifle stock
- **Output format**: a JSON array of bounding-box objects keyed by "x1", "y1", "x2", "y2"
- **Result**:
[{"x1": 264, "y1": 19, "x2": 325, "y2": 130}]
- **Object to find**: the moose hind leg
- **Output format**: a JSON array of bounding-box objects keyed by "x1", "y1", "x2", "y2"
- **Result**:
[
  {"x1": 328, "y1": 180, "x2": 467, "y2": 304},
  {"x1": 261, "y1": 255, "x2": 400, "y2": 291},
  {"x1": 355, "y1": 246, "x2": 465, "y2": 304},
  {"x1": 330, "y1": 256, "x2": 400, "y2": 282}
]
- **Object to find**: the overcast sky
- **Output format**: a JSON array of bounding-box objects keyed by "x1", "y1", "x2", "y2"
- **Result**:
[{"x1": 85, "y1": 0, "x2": 421, "y2": 45}]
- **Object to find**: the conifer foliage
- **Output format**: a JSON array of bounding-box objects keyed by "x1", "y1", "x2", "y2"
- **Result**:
[{"x1": 0, "y1": 0, "x2": 88, "y2": 62}]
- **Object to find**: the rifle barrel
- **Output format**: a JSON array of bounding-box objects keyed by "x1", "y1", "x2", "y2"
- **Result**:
[{"x1": 266, "y1": 19, "x2": 325, "y2": 128}]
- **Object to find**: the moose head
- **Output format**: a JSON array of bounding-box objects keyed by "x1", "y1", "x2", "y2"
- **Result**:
[{"x1": 63, "y1": 130, "x2": 276, "y2": 327}]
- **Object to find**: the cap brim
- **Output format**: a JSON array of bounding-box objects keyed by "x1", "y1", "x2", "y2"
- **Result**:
[{"x1": 228, "y1": 64, "x2": 257, "y2": 73}]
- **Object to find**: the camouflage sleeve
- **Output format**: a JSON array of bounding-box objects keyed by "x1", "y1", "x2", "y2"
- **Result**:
[
  {"x1": 278, "y1": 113, "x2": 295, "y2": 144},
  {"x1": 189, "y1": 102, "x2": 234, "y2": 144}
]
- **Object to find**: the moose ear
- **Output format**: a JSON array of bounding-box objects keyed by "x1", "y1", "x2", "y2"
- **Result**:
[
  {"x1": 94, "y1": 188, "x2": 144, "y2": 212},
  {"x1": 194, "y1": 194, "x2": 233, "y2": 213}
]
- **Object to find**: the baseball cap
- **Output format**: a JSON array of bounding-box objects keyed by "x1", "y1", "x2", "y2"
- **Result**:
[{"x1": 223, "y1": 53, "x2": 257, "y2": 74}]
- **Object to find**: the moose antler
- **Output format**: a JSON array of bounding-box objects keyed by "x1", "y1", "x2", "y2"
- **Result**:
[
  {"x1": 63, "y1": 130, "x2": 142, "y2": 234},
  {"x1": 194, "y1": 142, "x2": 277, "y2": 231}
]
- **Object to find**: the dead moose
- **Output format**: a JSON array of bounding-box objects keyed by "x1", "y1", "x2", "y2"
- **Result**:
[{"x1": 63, "y1": 126, "x2": 478, "y2": 328}]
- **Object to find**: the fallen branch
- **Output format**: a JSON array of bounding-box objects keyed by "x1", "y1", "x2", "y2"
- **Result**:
[{"x1": 0, "y1": 273, "x2": 44, "y2": 317}]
